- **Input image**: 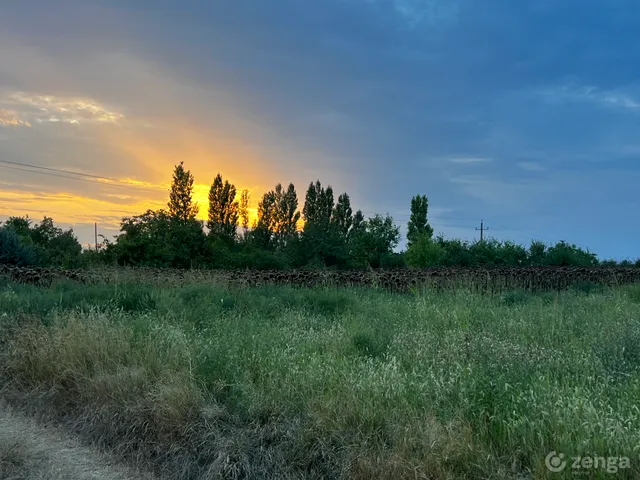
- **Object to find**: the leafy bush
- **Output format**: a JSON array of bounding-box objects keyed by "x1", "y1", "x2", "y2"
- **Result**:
[
  {"x1": 544, "y1": 240, "x2": 598, "y2": 267},
  {"x1": 379, "y1": 252, "x2": 406, "y2": 269},
  {"x1": 232, "y1": 247, "x2": 289, "y2": 270},
  {"x1": 1, "y1": 217, "x2": 82, "y2": 268},
  {"x1": 0, "y1": 228, "x2": 39, "y2": 266},
  {"x1": 405, "y1": 235, "x2": 446, "y2": 267}
]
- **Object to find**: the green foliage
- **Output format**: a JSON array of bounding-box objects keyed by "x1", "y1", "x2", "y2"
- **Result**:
[
  {"x1": 569, "y1": 280, "x2": 604, "y2": 295},
  {"x1": 4, "y1": 216, "x2": 33, "y2": 238},
  {"x1": 272, "y1": 183, "x2": 301, "y2": 249},
  {"x1": 232, "y1": 245, "x2": 289, "y2": 270},
  {"x1": 406, "y1": 194, "x2": 434, "y2": 247},
  {"x1": 252, "y1": 188, "x2": 277, "y2": 250},
  {"x1": 248, "y1": 182, "x2": 301, "y2": 252},
  {"x1": 434, "y1": 237, "x2": 474, "y2": 266},
  {"x1": 204, "y1": 235, "x2": 234, "y2": 269},
  {"x1": 601, "y1": 259, "x2": 619, "y2": 267},
  {"x1": 4, "y1": 280, "x2": 640, "y2": 478},
  {"x1": 238, "y1": 188, "x2": 250, "y2": 236},
  {"x1": 405, "y1": 236, "x2": 606, "y2": 269},
  {"x1": 3, "y1": 162, "x2": 630, "y2": 271},
  {"x1": 350, "y1": 331, "x2": 390, "y2": 358},
  {"x1": 349, "y1": 214, "x2": 400, "y2": 268},
  {"x1": 625, "y1": 284, "x2": 640, "y2": 304},
  {"x1": 167, "y1": 217, "x2": 207, "y2": 268},
  {"x1": 544, "y1": 240, "x2": 598, "y2": 267},
  {"x1": 468, "y1": 239, "x2": 527, "y2": 266},
  {"x1": 379, "y1": 252, "x2": 406, "y2": 268},
  {"x1": 113, "y1": 209, "x2": 174, "y2": 267},
  {"x1": 114, "y1": 288, "x2": 157, "y2": 312},
  {"x1": 46, "y1": 229, "x2": 83, "y2": 267},
  {"x1": 303, "y1": 180, "x2": 334, "y2": 230},
  {"x1": 331, "y1": 193, "x2": 353, "y2": 237},
  {"x1": 113, "y1": 209, "x2": 206, "y2": 268},
  {"x1": 0, "y1": 227, "x2": 39, "y2": 266},
  {"x1": 301, "y1": 181, "x2": 346, "y2": 266},
  {"x1": 527, "y1": 240, "x2": 546, "y2": 265},
  {"x1": 500, "y1": 289, "x2": 531, "y2": 306},
  {"x1": 207, "y1": 173, "x2": 239, "y2": 244},
  {"x1": 1, "y1": 216, "x2": 82, "y2": 267},
  {"x1": 405, "y1": 234, "x2": 446, "y2": 267},
  {"x1": 168, "y1": 161, "x2": 199, "y2": 222}
]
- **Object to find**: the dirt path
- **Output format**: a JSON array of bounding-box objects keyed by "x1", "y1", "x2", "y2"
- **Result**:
[{"x1": 0, "y1": 400, "x2": 158, "y2": 480}]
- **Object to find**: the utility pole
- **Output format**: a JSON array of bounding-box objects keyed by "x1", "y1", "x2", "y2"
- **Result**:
[
  {"x1": 476, "y1": 219, "x2": 489, "y2": 242},
  {"x1": 95, "y1": 222, "x2": 98, "y2": 252}
]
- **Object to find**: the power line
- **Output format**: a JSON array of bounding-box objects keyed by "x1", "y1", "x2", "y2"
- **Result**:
[
  {"x1": 0, "y1": 159, "x2": 118, "y2": 181},
  {"x1": 0, "y1": 207, "x2": 131, "y2": 218},
  {"x1": 0, "y1": 161, "x2": 487, "y2": 223},
  {"x1": 0, "y1": 164, "x2": 165, "y2": 194},
  {"x1": 357, "y1": 210, "x2": 480, "y2": 223},
  {"x1": 0, "y1": 164, "x2": 113, "y2": 185}
]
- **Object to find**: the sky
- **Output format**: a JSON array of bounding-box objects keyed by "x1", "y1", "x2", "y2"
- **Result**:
[{"x1": 0, "y1": 0, "x2": 639, "y2": 260}]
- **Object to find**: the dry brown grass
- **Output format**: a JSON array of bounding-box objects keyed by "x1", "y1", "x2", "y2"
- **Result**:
[
  {"x1": 0, "y1": 312, "x2": 323, "y2": 479},
  {"x1": 3, "y1": 278, "x2": 639, "y2": 479},
  {"x1": 0, "y1": 399, "x2": 157, "y2": 480}
]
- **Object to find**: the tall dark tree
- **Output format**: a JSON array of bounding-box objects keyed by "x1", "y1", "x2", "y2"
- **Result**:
[
  {"x1": 331, "y1": 193, "x2": 353, "y2": 238},
  {"x1": 252, "y1": 190, "x2": 277, "y2": 249},
  {"x1": 303, "y1": 180, "x2": 334, "y2": 231},
  {"x1": 251, "y1": 183, "x2": 300, "y2": 250},
  {"x1": 301, "y1": 181, "x2": 343, "y2": 265},
  {"x1": 168, "y1": 162, "x2": 198, "y2": 222},
  {"x1": 273, "y1": 183, "x2": 300, "y2": 247},
  {"x1": 238, "y1": 188, "x2": 250, "y2": 236},
  {"x1": 407, "y1": 194, "x2": 434, "y2": 247},
  {"x1": 351, "y1": 210, "x2": 365, "y2": 234},
  {"x1": 207, "y1": 173, "x2": 239, "y2": 243},
  {"x1": 349, "y1": 214, "x2": 401, "y2": 268}
]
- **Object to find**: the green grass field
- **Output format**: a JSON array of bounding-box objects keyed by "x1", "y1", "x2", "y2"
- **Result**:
[{"x1": 1, "y1": 275, "x2": 640, "y2": 479}]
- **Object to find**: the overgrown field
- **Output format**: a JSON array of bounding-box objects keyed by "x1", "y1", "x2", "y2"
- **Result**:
[{"x1": 1, "y1": 275, "x2": 640, "y2": 479}]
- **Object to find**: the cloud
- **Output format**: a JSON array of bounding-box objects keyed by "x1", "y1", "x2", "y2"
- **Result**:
[
  {"x1": 448, "y1": 157, "x2": 493, "y2": 164},
  {"x1": 517, "y1": 161, "x2": 545, "y2": 172},
  {"x1": 349, "y1": 0, "x2": 459, "y2": 29},
  {"x1": 0, "y1": 0, "x2": 639, "y2": 259},
  {"x1": 535, "y1": 84, "x2": 640, "y2": 112},
  {"x1": 0, "y1": 109, "x2": 30, "y2": 127},
  {"x1": 1, "y1": 92, "x2": 125, "y2": 126},
  {"x1": 388, "y1": 0, "x2": 460, "y2": 27}
]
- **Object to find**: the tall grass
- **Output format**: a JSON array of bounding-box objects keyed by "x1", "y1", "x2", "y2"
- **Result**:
[{"x1": 1, "y1": 276, "x2": 640, "y2": 479}]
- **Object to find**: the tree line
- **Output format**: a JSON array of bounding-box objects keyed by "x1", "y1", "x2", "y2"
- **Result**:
[{"x1": 1, "y1": 162, "x2": 638, "y2": 270}]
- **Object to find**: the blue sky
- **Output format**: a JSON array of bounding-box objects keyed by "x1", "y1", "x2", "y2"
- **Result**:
[{"x1": 0, "y1": 0, "x2": 639, "y2": 259}]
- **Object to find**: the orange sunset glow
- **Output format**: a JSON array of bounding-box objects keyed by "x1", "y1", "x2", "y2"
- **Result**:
[
  {"x1": 0, "y1": 87, "x2": 285, "y2": 244},
  {"x1": 5, "y1": 0, "x2": 638, "y2": 261}
]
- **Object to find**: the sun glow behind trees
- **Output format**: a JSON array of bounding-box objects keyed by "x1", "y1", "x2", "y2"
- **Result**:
[{"x1": 2, "y1": 161, "x2": 636, "y2": 270}]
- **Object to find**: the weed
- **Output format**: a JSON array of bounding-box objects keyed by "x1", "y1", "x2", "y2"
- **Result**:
[{"x1": 1, "y1": 278, "x2": 640, "y2": 479}]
